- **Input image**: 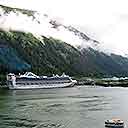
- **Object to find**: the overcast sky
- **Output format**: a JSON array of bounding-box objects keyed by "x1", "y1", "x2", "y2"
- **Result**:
[{"x1": 1, "y1": 0, "x2": 128, "y2": 56}]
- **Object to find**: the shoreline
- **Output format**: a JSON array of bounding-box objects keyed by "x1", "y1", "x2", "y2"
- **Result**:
[{"x1": 76, "y1": 78, "x2": 128, "y2": 87}]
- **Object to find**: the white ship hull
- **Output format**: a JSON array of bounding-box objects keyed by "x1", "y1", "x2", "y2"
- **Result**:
[{"x1": 8, "y1": 82, "x2": 75, "y2": 90}]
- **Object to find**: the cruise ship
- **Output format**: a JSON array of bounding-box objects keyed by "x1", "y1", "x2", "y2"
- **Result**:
[{"x1": 6, "y1": 72, "x2": 77, "y2": 89}]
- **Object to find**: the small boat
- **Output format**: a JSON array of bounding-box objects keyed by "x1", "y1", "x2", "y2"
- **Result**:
[{"x1": 105, "y1": 119, "x2": 124, "y2": 128}]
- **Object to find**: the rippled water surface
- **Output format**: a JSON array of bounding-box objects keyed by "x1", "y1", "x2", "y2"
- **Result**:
[{"x1": 0, "y1": 86, "x2": 128, "y2": 128}]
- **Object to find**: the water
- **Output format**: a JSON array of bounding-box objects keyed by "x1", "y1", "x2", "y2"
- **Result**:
[{"x1": 0, "y1": 86, "x2": 128, "y2": 128}]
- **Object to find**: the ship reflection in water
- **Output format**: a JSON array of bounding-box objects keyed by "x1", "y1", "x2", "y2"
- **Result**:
[{"x1": 0, "y1": 86, "x2": 128, "y2": 128}]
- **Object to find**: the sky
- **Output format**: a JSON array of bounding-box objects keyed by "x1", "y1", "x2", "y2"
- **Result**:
[{"x1": 0, "y1": 0, "x2": 128, "y2": 56}]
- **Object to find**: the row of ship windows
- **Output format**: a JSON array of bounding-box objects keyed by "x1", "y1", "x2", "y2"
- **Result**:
[
  {"x1": 16, "y1": 82, "x2": 70, "y2": 85},
  {"x1": 17, "y1": 80, "x2": 70, "y2": 83}
]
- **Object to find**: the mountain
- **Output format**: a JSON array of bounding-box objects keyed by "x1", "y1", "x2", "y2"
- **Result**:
[
  {"x1": 0, "y1": 4, "x2": 128, "y2": 77},
  {"x1": 0, "y1": 30, "x2": 80, "y2": 76},
  {"x1": 0, "y1": 4, "x2": 100, "y2": 49},
  {"x1": 75, "y1": 48, "x2": 128, "y2": 77}
]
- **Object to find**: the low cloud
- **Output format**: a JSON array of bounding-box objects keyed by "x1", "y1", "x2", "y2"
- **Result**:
[{"x1": 0, "y1": 7, "x2": 92, "y2": 48}]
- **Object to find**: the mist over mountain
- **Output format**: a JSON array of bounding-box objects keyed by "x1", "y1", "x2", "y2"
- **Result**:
[
  {"x1": 0, "y1": 4, "x2": 128, "y2": 77},
  {"x1": 0, "y1": 5, "x2": 101, "y2": 50}
]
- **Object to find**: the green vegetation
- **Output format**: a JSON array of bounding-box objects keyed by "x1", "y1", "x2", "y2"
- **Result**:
[
  {"x1": 0, "y1": 30, "x2": 80, "y2": 76},
  {"x1": 1, "y1": 30, "x2": 128, "y2": 79},
  {"x1": 76, "y1": 48, "x2": 128, "y2": 77}
]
